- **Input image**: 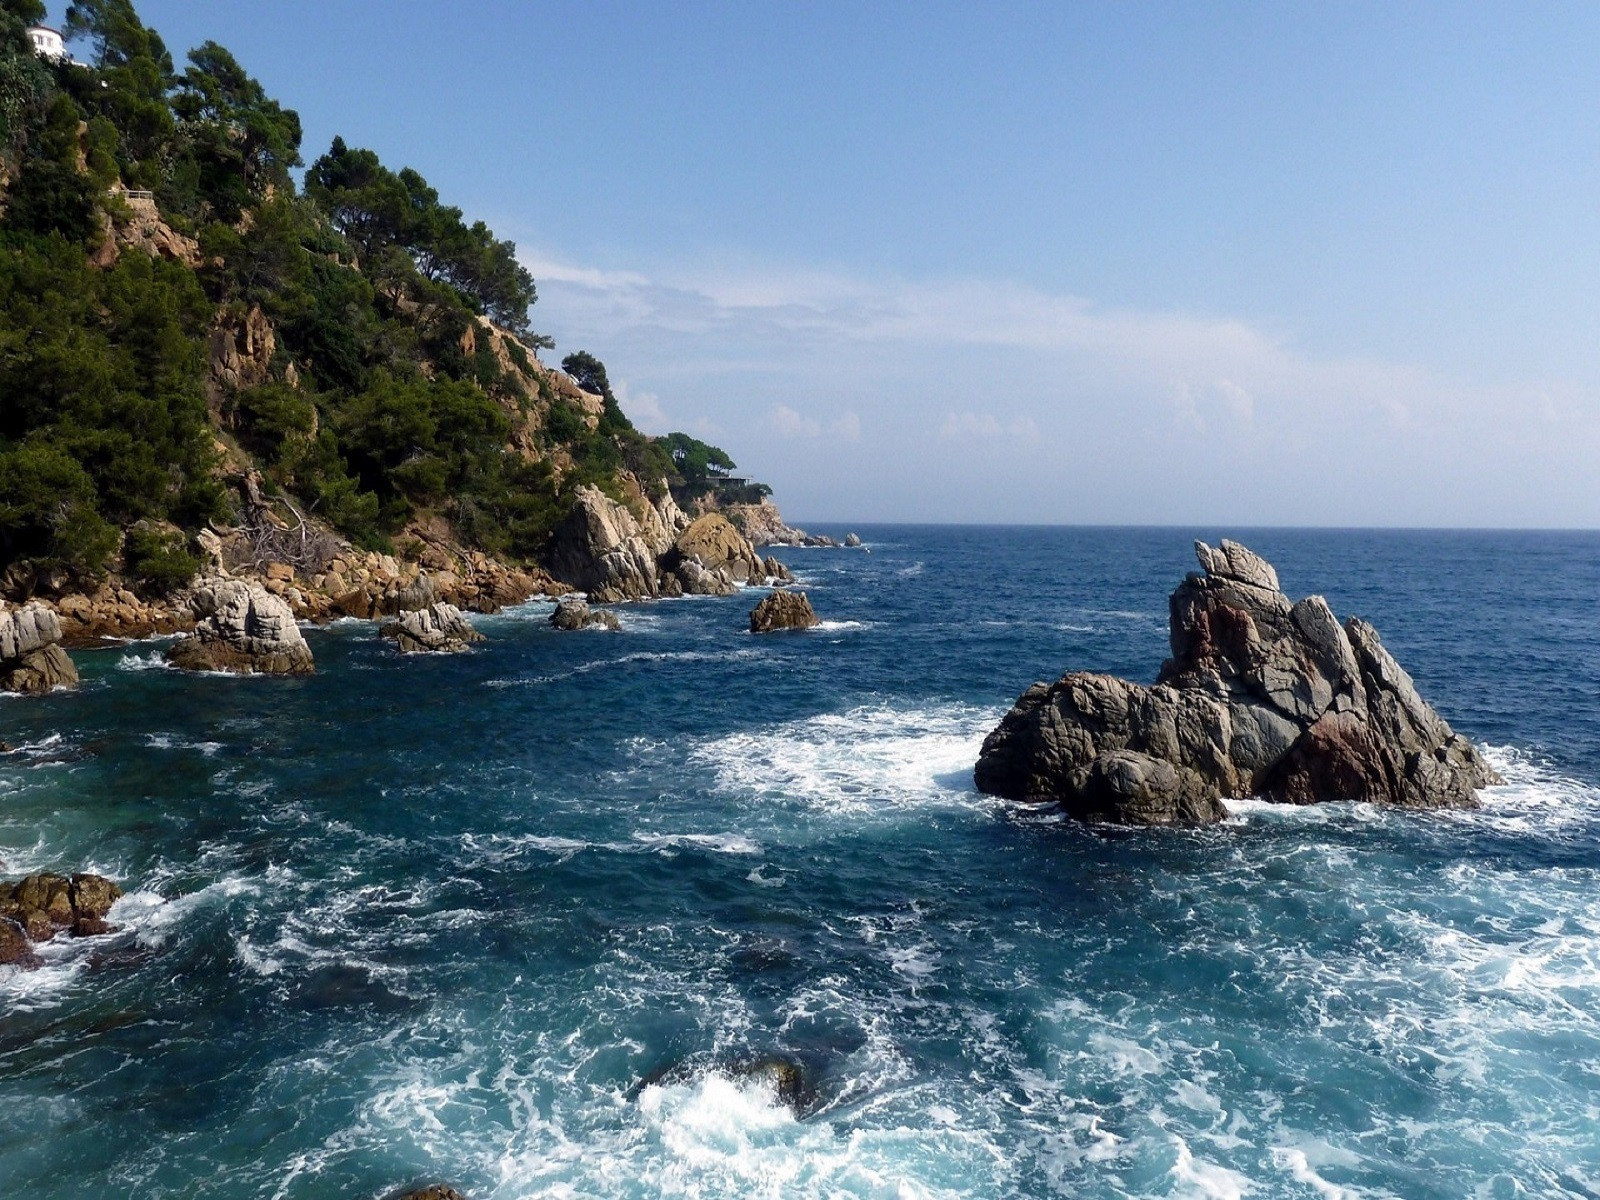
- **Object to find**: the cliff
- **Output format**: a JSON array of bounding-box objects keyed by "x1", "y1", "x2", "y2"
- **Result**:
[{"x1": 0, "y1": 4, "x2": 791, "y2": 625}]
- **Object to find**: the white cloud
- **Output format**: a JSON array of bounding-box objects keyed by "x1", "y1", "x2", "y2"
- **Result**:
[
  {"x1": 770, "y1": 404, "x2": 820, "y2": 438},
  {"x1": 518, "y1": 247, "x2": 1600, "y2": 525},
  {"x1": 940, "y1": 412, "x2": 1038, "y2": 439},
  {"x1": 768, "y1": 405, "x2": 861, "y2": 441}
]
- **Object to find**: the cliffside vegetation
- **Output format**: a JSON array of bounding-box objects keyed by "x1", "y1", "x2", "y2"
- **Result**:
[{"x1": 0, "y1": 0, "x2": 765, "y2": 596}]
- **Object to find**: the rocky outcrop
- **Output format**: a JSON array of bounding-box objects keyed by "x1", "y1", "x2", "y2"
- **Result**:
[
  {"x1": 550, "y1": 597, "x2": 620, "y2": 631},
  {"x1": 208, "y1": 304, "x2": 279, "y2": 409},
  {"x1": 974, "y1": 539, "x2": 1500, "y2": 825},
  {"x1": 548, "y1": 485, "x2": 784, "y2": 603},
  {"x1": 96, "y1": 190, "x2": 201, "y2": 268},
  {"x1": 843, "y1": 533, "x2": 862, "y2": 548},
  {"x1": 672, "y1": 514, "x2": 765, "y2": 583},
  {"x1": 380, "y1": 603, "x2": 484, "y2": 653},
  {"x1": 168, "y1": 579, "x2": 314, "y2": 674},
  {"x1": 750, "y1": 590, "x2": 820, "y2": 633},
  {"x1": 0, "y1": 603, "x2": 78, "y2": 693},
  {"x1": 0, "y1": 872, "x2": 123, "y2": 967},
  {"x1": 547, "y1": 485, "x2": 675, "y2": 603}
]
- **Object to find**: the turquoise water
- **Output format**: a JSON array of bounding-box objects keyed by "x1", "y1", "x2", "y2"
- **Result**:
[{"x1": 3, "y1": 527, "x2": 1599, "y2": 1198}]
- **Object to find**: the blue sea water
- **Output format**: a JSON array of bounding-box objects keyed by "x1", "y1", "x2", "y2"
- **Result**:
[{"x1": 3, "y1": 526, "x2": 1600, "y2": 1199}]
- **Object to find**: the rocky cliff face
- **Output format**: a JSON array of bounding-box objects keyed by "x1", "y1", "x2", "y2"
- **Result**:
[
  {"x1": 0, "y1": 603, "x2": 78, "y2": 694},
  {"x1": 974, "y1": 539, "x2": 1501, "y2": 825},
  {"x1": 547, "y1": 483, "x2": 787, "y2": 603},
  {"x1": 168, "y1": 579, "x2": 314, "y2": 675}
]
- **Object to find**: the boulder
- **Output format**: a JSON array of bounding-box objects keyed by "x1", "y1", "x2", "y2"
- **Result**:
[
  {"x1": 0, "y1": 872, "x2": 122, "y2": 962},
  {"x1": 381, "y1": 1187, "x2": 467, "y2": 1200},
  {"x1": 379, "y1": 603, "x2": 484, "y2": 653},
  {"x1": 974, "y1": 539, "x2": 1501, "y2": 825},
  {"x1": 761, "y1": 555, "x2": 794, "y2": 583},
  {"x1": 0, "y1": 603, "x2": 78, "y2": 694},
  {"x1": 672, "y1": 514, "x2": 765, "y2": 583},
  {"x1": 843, "y1": 533, "x2": 862, "y2": 548},
  {"x1": 168, "y1": 579, "x2": 314, "y2": 675},
  {"x1": 750, "y1": 590, "x2": 820, "y2": 633},
  {"x1": 550, "y1": 598, "x2": 620, "y2": 631}
]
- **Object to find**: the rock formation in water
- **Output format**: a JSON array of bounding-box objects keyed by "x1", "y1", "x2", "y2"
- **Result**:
[
  {"x1": 380, "y1": 602, "x2": 485, "y2": 653},
  {"x1": 974, "y1": 539, "x2": 1501, "y2": 825},
  {"x1": 550, "y1": 597, "x2": 620, "y2": 631},
  {"x1": 0, "y1": 603, "x2": 78, "y2": 694},
  {"x1": 843, "y1": 533, "x2": 862, "y2": 548},
  {"x1": 750, "y1": 590, "x2": 820, "y2": 633},
  {"x1": 0, "y1": 872, "x2": 123, "y2": 967},
  {"x1": 168, "y1": 579, "x2": 314, "y2": 675},
  {"x1": 547, "y1": 484, "x2": 791, "y2": 603}
]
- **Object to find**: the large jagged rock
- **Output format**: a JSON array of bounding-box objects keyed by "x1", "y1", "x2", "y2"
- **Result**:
[
  {"x1": 974, "y1": 539, "x2": 1501, "y2": 825},
  {"x1": 379, "y1": 603, "x2": 485, "y2": 653},
  {"x1": 671, "y1": 514, "x2": 765, "y2": 583},
  {"x1": 0, "y1": 603, "x2": 78, "y2": 694},
  {"x1": 0, "y1": 872, "x2": 123, "y2": 965},
  {"x1": 546, "y1": 485, "x2": 673, "y2": 603},
  {"x1": 750, "y1": 590, "x2": 820, "y2": 633},
  {"x1": 168, "y1": 579, "x2": 314, "y2": 675}
]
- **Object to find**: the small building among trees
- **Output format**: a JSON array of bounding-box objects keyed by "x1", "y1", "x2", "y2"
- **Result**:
[{"x1": 25, "y1": 25, "x2": 66, "y2": 62}]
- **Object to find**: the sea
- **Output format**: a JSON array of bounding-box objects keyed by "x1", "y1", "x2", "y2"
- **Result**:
[{"x1": 2, "y1": 526, "x2": 1599, "y2": 1199}]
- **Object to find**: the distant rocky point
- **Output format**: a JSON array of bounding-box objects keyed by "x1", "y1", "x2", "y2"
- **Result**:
[{"x1": 975, "y1": 539, "x2": 1501, "y2": 825}]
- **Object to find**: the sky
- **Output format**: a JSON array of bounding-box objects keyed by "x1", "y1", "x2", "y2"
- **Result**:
[{"x1": 56, "y1": 2, "x2": 1600, "y2": 525}]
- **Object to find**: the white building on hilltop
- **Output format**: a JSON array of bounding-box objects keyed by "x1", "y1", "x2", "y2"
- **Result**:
[{"x1": 26, "y1": 25, "x2": 67, "y2": 62}]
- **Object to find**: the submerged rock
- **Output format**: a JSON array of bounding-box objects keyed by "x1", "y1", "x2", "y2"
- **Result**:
[
  {"x1": 380, "y1": 602, "x2": 485, "y2": 653},
  {"x1": 168, "y1": 579, "x2": 313, "y2": 675},
  {"x1": 0, "y1": 603, "x2": 78, "y2": 694},
  {"x1": 0, "y1": 872, "x2": 123, "y2": 967},
  {"x1": 550, "y1": 597, "x2": 620, "y2": 631},
  {"x1": 750, "y1": 590, "x2": 820, "y2": 633},
  {"x1": 629, "y1": 1050, "x2": 822, "y2": 1118},
  {"x1": 381, "y1": 1186, "x2": 467, "y2": 1200},
  {"x1": 975, "y1": 539, "x2": 1501, "y2": 825}
]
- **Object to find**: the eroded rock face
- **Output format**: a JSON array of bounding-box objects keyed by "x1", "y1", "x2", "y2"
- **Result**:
[
  {"x1": 750, "y1": 590, "x2": 820, "y2": 633},
  {"x1": 974, "y1": 539, "x2": 1500, "y2": 825},
  {"x1": 0, "y1": 872, "x2": 123, "y2": 966},
  {"x1": 0, "y1": 603, "x2": 78, "y2": 693},
  {"x1": 168, "y1": 579, "x2": 314, "y2": 675},
  {"x1": 672, "y1": 514, "x2": 765, "y2": 584},
  {"x1": 380, "y1": 603, "x2": 485, "y2": 653},
  {"x1": 550, "y1": 598, "x2": 620, "y2": 631},
  {"x1": 547, "y1": 486, "x2": 775, "y2": 603},
  {"x1": 547, "y1": 485, "x2": 671, "y2": 603}
]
